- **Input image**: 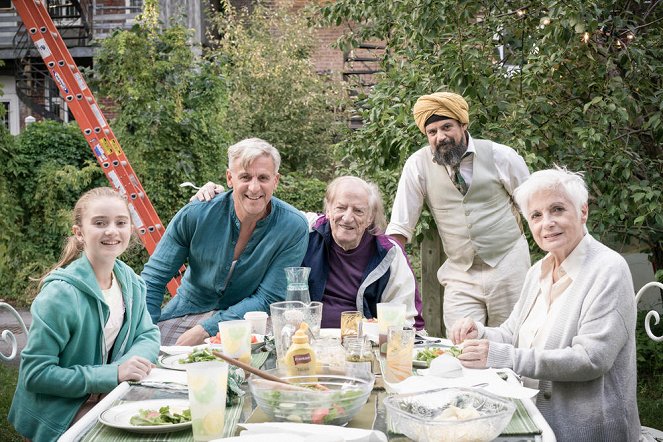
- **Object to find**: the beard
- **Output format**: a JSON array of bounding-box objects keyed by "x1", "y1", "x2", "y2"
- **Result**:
[{"x1": 432, "y1": 136, "x2": 468, "y2": 167}]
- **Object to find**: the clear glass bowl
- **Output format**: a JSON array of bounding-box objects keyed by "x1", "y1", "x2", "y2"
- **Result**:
[
  {"x1": 384, "y1": 387, "x2": 516, "y2": 442},
  {"x1": 248, "y1": 366, "x2": 374, "y2": 426}
]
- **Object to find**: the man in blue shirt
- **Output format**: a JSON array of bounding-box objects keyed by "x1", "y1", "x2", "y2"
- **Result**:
[{"x1": 142, "y1": 138, "x2": 309, "y2": 345}]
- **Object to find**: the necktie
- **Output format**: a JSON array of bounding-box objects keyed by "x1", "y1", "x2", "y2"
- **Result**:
[{"x1": 452, "y1": 164, "x2": 468, "y2": 195}]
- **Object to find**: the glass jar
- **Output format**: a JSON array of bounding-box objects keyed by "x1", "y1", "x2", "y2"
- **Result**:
[{"x1": 344, "y1": 335, "x2": 374, "y2": 378}]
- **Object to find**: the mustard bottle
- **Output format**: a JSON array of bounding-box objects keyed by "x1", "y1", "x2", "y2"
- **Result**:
[{"x1": 284, "y1": 323, "x2": 317, "y2": 379}]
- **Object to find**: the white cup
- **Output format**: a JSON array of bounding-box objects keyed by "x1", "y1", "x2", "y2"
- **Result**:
[{"x1": 243, "y1": 311, "x2": 268, "y2": 335}]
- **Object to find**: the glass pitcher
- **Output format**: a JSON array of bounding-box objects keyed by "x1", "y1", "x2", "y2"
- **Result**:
[
  {"x1": 270, "y1": 300, "x2": 323, "y2": 364},
  {"x1": 284, "y1": 266, "x2": 311, "y2": 304}
]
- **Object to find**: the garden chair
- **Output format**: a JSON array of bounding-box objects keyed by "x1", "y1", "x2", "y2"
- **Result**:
[
  {"x1": 636, "y1": 281, "x2": 663, "y2": 442},
  {"x1": 0, "y1": 302, "x2": 29, "y2": 363}
]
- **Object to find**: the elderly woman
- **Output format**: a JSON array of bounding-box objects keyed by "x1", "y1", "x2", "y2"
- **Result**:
[
  {"x1": 303, "y1": 176, "x2": 424, "y2": 329},
  {"x1": 450, "y1": 167, "x2": 640, "y2": 441},
  {"x1": 193, "y1": 176, "x2": 425, "y2": 330}
]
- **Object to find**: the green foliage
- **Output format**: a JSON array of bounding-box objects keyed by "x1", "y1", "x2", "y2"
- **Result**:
[
  {"x1": 277, "y1": 173, "x2": 327, "y2": 213},
  {"x1": 0, "y1": 122, "x2": 105, "y2": 304},
  {"x1": 208, "y1": 1, "x2": 349, "y2": 179},
  {"x1": 635, "y1": 308, "x2": 663, "y2": 428},
  {"x1": 91, "y1": 21, "x2": 231, "y2": 223},
  {"x1": 318, "y1": 0, "x2": 663, "y2": 268}
]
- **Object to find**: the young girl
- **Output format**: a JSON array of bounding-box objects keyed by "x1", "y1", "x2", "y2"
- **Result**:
[{"x1": 9, "y1": 187, "x2": 160, "y2": 441}]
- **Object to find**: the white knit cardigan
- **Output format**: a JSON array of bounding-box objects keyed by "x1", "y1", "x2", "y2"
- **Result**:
[{"x1": 476, "y1": 235, "x2": 640, "y2": 441}]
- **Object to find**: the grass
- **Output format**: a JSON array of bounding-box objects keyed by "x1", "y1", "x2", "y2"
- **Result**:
[{"x1": 0, "y1": 363, "x2": 22, "y2": 442}]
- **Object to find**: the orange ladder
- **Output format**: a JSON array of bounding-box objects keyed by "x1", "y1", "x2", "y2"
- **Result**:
[{"x1": 11, "y1": 0, "x2": 182, "y2": 294}]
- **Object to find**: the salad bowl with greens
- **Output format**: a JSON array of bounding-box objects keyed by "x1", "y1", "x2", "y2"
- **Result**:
[{"x1": 248, "y1": 366, "x2": 374, "y2": 426}]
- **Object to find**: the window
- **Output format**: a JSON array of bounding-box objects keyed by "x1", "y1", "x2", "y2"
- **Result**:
[{"x1": 0, "y1": 0, "x2": 12, "y2": 11}]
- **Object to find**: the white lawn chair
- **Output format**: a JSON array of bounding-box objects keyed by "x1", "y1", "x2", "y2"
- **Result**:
[
  {"x1": 635, "y1": 281, "x2": 663, "y2": 442},
  {"x1": 0, "y1": 302, "x2": 29, "y2": 363}
]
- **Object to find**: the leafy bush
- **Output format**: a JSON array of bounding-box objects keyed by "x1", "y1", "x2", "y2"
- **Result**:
[
  {"x1": 208, "y1": 1, "x2": 349, "y2": 180},
  {"x1": 277, "y1": 173, "x2": 327, "y2": 213},
  {"x1": 91, "y1": 21, "x2": 232, "y2": 223},
  {"x1": 0, "y1": 121, "x2": 106, "y2": 304},
  {"x1": 318, "y1": 0, "x2": 663, "y2": 269}
]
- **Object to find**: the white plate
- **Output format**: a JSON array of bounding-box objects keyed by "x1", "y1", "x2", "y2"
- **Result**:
[
  {"x1": 412, "y1": 345, "x2": 456, "y2": 368},
  {"x1": 204, "y1": 333, "x2": 265, "y2": 350},
  {"x1": 158, "y1": 353, "x2": 189, "y2": 371},
  {"x1": 98, "y1": 399, "x2": 191, "y2": 433}
]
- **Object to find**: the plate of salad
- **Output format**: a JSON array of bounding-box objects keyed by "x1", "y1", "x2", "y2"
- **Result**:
[
  {"x1": 413, "y1": 346, "x2": 463, "y2": 368},
  {"x1": 98, "y1": 399, "x2": 191, "y2": 433},
  {"x1": 159, "y1": 348, "x2": 221, "y2": 371}
]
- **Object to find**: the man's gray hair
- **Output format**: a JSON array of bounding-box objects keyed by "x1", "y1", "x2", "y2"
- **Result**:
[
  {"x1": 513, "y1": 166, "x2": 588, "y2": 218},
  {"x1": 227, "y1": 138, "x2": 281, "y2": 173},
  {"x1": 324, "y1": 176, "x2": 387, "y2": 234}
]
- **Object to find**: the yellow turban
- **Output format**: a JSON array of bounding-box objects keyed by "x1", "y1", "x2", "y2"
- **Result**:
[{"x1": 413, "y1": 92, "x2": 469, "y2": 134}]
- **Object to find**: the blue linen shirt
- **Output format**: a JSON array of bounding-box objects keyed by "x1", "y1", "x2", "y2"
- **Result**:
[{"x1": 142, "y1": 191, "x2": 309, "y2": 335}]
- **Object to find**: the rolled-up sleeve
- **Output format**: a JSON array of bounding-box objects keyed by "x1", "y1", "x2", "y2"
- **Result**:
[{"x1": 385, "y1": 153, "x2": 426, "y2": 243}]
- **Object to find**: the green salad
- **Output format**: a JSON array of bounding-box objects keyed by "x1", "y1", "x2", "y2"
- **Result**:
[
  {"x1": 415, "y1": 346, "x2": 462, "y2": 365},
  {"x1": 129, "y1": 406, "x2": 191, "y2": 426},
  {"x1": 179, "y1": 348, "x2": 219, "y2": 363}
]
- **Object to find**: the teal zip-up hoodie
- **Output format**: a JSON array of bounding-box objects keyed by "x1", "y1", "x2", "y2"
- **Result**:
[{"x1": 8, "y1": 254, "x2": 160, "y2": 442}]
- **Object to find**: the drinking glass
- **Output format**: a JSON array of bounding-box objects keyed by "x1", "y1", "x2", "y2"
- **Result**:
[
  {"x1": 270, "y1": 301, "x2": 323, "y2": 365},
  {"x1": 186, "y1": 361, "x2": 228, "y2": 441},
  {"x1": 340, "y1": 310, "x2": 363, "y2": 344},
  {"x1": 218, "y1": 320, "x2": 251, "y2": 365},
  {"x1": 385, "y1": 326, "x2": 414, "y2": 383},
  {"x1": 377, "y1": 303, "x2": 406, "y2": 355}
]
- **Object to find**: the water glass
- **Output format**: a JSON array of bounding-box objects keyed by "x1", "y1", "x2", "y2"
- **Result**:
[
  {"x1": 218, "y1": 320, "x2": 251, "y2": 365},
  {"x1": 284, "y1": 266, "x2": 311, "y2": 303},
  {"x1": 385, "y1": 326, "x2": 414, "y2": 383},
  {"x1": 377, "y1": 303, "x2": 406, "y2": 355},
  {"x1": 186, "y1": 361, "x2": 228, "y2": 441}
]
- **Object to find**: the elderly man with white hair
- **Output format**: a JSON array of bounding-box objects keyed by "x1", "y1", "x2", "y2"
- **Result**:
[
  {"x1": 387, "y1": 91, "x2": 532, "y2": 333},
  {"x1": 142, "y1": 138, "x2": 309, "y2": 345},
  {"x1": 303, "y1": 176, "x2": 424, "y2": 329},
  {"x1": 451, "y1": 167, "x2": 640, "y2": 441}
]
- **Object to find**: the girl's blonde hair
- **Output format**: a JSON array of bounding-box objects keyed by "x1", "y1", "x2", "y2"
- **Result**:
[{"x1": 38, "y1": 187, "x2": 131, "y2": 288}]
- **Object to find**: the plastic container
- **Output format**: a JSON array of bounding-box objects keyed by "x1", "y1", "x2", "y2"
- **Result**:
[
  {"x1": 243, "y1": 311, "x2": 268, "y2": 335},
  {"x1": 384, "y1": 387, "x2": 516, "y2": 442}
]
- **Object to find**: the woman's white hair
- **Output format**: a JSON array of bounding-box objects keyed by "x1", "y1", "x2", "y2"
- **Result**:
[
  {"x1": 513, "y1": 166, "x2": 588, "y2": 218},
  {"x1": 227, "y1": 138, "x2": 281, "y2": 173},
  {"x1": 323, "y1": 176, "x2": 387, "y2": 234}
]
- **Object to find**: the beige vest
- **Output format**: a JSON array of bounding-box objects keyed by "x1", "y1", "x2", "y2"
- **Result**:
[{"x1": 422, "y1": 139, "x2": 522, "y2": 270}]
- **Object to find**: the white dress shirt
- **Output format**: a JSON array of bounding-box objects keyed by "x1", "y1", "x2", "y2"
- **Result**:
[{"x1": 386, "y1": 133, "x2": 530, "y2": 242}]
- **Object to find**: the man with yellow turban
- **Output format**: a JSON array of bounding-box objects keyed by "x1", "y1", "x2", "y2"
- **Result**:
[{"x1": 386, "y1": 91, "x2": 531, "y2": 335}]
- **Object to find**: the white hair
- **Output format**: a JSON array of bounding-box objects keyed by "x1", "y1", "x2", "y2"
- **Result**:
[
  {"x1": 323, "y1": 176, "x2": 387, "y2": 234},
  {"x1": 227, "y1": 138, "x2": 281, "y2": 173},
  {"x1": 514, "y1": 166, "x2": 588, "y2": 218}
]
